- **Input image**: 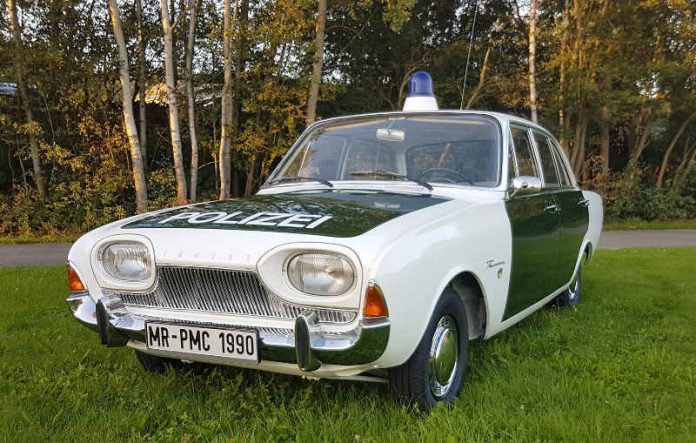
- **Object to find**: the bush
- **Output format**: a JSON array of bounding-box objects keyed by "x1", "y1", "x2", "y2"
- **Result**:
[{"x1": 590, "y1": 163, "x2": 696, "y2": 222}]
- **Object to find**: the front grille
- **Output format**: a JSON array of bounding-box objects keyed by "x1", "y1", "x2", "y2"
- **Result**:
[{"x1": 112, "y1": 266, "x2": 356, "y2": 324}]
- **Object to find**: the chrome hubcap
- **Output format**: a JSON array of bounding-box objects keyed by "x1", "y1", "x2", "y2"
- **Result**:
[{"x1": 428, "y1": 315, "x2": 459, "y2": 398}]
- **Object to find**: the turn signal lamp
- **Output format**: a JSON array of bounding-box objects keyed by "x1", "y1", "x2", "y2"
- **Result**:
[
  {"x1": 363, "y1": 282, "x2": 389, "y2": 318},
  {"x1": 67, "y1": 265, "x2": 86, "y2": 292}
]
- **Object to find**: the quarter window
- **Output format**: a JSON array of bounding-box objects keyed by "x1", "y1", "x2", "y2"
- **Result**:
[
  {"x1": 510, "y1": 127, "x2": 538, "y2": 178},
  {"x1": 532, "y1": 131, "x2": 560, "y2": 188}
]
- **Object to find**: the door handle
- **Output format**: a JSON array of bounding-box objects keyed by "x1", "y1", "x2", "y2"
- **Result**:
[
  {"x1": 577, "y1": 198, "x2": 590, "y2": 207},
  {"x1": 544, "y1": 203, "x2": 560, "y2": 213}
]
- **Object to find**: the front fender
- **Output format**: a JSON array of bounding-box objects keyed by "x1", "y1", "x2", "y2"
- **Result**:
[{"x1": 369, "y1": 200, "x2": 511, "y2": 368}]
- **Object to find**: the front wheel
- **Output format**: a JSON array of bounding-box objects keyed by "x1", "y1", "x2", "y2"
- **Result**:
[{"x1": 388, "y1": 289, "x2": 469, "y2": 411}]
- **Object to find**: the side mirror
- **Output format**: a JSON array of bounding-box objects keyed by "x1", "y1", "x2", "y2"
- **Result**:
[{"x1": 510, "y1": 176, "x2": 542, "y2": 196}]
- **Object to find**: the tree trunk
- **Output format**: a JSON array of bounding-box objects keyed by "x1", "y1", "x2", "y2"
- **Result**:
[
  {"x1": 161, "y1": 0, "x2": 188, "y2": 203},
  {"x1": 630, "y1": 109, "x2": 654, "y2": 165},
  {"x1": 599, "y1": 107, "x2": 610, "y2": 173},
  {"x1": 558, "y1": 0, "x2": 570, "y2": 148},
  {"x1": 108, "y1": 0, "x2": 148, "y2": 213},
  {"x1": 186, "y1": 0, "x2": 200, "y2": 202},
  {"x1": 657, "y1": 112, "x2": 695, "y2": 188},
  {"x1": 528, "y1": 0, "x2": 539, "y2": 123},
  {"x1": 244, "y1": 154, "x2": 257, "y2": 197},
  {"x1": 671, "y1": 137, "x2": 695, "y2": 194},
  {"x1": 135, "y1": 0, "x2": 147, "y2": 165},
  {"x1": 219, "y1": 0, "x2": 240, "y2": 200},
  {"x1": 305, "y1": 0, "x2": 327, "y2": 125},
  {"x1": 8, "y1": 0, "x2": 46, "y2": 199},
  {"x1": 598, "y1": 74, "x2": 611, "y2": 173},
  {"x1": 571, "y1": 114, "x2": 588, "y2": 177},
  {"x1": 465, "y1": 47, "x2": 491, "y2": 109}
]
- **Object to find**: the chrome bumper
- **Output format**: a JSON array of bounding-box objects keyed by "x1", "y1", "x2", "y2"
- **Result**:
[{"x1": 67, "y1": 293, "x2": 389, "y2": 370}]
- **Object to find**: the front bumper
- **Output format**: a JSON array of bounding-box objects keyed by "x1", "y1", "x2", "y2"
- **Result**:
[{"x1": 67, "y1": 293, "x2": 389, "y2": 372}]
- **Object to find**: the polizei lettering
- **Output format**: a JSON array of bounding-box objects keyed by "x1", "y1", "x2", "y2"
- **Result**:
[{"x1": 159, "y1": 211, "x2": 333, "y2": 229}]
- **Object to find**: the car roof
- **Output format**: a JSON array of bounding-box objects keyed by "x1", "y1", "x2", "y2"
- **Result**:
[{"x1": 313, "y1": 110, "x2": 552, "y2": 135}]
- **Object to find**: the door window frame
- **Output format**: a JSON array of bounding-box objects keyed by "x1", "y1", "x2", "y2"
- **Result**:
[
  {"x1": 530, "y1": 129, "x2": 564, "y2": 189},
  {"x1": 508, "y1": 124, "x2": 543, "y2": 184}
]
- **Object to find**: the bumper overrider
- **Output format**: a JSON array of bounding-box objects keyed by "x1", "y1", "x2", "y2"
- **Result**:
[{"x1": 66, "y1": 292, "x2": 389, "y2": 373}]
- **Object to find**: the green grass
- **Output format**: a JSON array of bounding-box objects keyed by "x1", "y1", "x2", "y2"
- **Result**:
[
  {"x1": 1, "y1": 249, "x2": 695, "y2": 441},
  {"x1": 0, "y1": 234, "x2": 78, "y2": 244},
  {"x1": 603, "y1": 218, "x2": 696, "y2": 231}
]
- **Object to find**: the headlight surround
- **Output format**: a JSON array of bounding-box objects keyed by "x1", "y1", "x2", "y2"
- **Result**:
[
  {"x1": 98, "y1": 241, "x2": 152, "y2": 282},
  {"x1": 286, "y1": 253, "x2": 355, "y2": 296}
]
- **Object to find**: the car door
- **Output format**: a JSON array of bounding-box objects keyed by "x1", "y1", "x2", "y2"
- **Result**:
[
  {"x1": 546, "y1": 137, "x2": 589, "y2": 283},
  {"x1": 503, "y1": 125, "x2": 562, "y2": 320}
]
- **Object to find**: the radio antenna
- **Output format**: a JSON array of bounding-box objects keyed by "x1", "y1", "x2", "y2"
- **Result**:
[{"x1": 459, "y1": 0, "x2": 479, "y2": 110}]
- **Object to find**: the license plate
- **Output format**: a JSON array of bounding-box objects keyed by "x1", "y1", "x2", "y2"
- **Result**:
[{"x1": 145, "y1": 322, "x2": 259, "y2": 363}]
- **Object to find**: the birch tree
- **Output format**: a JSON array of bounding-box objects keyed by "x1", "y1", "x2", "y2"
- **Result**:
[
  {"x1": 107, "y1": 0, "x2": 148, "y2": 213},
  {"x1": 219, "y1": 0, "x2": 239, "y2": 200},
  {"x1": 8, "y1": 0, "x2": 46, "y2": 198},
  {"x1": 161, "y1": 0, "x2": 188, "y2": 202},
  {"x1": 528, "y1": 0, "x2": 538, "y2": 123},
  {"x1": 305, "y1": 0, "x2": 327, "y2": 125},
  {"x1": 135, "y1": 0, "x2": 147, "y2": 164},
  {"x1": 186, "y1": 0, "x2": 200, "y2": 201}
]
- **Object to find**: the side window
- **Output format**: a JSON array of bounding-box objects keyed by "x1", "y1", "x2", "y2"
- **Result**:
[
  {"x1": 548, "y1": 140, "x2": 572, "y2": 187},
  {"x1": 532, "y1": 131, "x2": 560, "y2": 188},
  {"x1": 510, "y1": 127, "x2": 538, "y2": 178}
]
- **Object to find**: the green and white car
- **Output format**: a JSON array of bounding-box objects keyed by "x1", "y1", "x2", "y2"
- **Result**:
[{"x1": 66, "y1": 76, "x2": 602, "y2": 410}]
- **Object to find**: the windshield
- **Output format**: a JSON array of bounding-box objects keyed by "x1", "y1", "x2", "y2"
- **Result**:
[{"x1": 271, "y1": 114, "x2": 502, "y2": 188}]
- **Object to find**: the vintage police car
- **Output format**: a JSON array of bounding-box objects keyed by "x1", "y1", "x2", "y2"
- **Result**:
[{"x1": 66, "y1": 72, "x2": 602, "y2": 409}]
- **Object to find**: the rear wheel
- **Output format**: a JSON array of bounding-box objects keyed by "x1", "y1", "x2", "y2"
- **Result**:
[
  {"x1": 388, "y1": 289, "x2": 469, "y2": 411},
  {"x1": 134, "y1": 350, "x2": 184, "y2": 374},
  {"x1": 553, "y1": 261, "x2": 582, "y2": 308}
]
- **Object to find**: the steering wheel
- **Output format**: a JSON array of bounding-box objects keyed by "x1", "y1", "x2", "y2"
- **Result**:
[{"x1": 416, "y1": 168, "x2": 475, "y2": 185}]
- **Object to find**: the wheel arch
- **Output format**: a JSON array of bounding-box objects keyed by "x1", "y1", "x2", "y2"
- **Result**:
[{"x1": 447, "y1": 271, "x2": 488, "y2": 340}]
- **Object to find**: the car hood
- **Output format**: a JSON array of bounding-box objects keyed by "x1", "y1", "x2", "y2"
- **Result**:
[{"x1": 121, "y1": 191, "x2": 451, "y2": 238}]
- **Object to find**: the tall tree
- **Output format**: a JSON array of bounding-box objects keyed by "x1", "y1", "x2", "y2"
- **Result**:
[
  {"x1": 657, "y1": 112, "x2": 696, "y2": 188},
  {"x1": 135, "y1": 0, "x2": 148, "y2": 164},
  {"x1": 107, "y1": 0, "x2": 148, "y2": 213},
  {"x1": 161, "y1": 0, "x2": 188, "y2": 202},
  {"x1": 186, "y1": 0, "x2": 200, "y2": 201},
  {"x1": 528, "y1": 0, "x2": 538, "y2": 123},
  {"x1": 219, "y1": 0, "x2": 239, "y2": 200},
  {"x1": 8, "y1": 0, "x2": 46, "y2": 198},
  {"x1": 305, "y1": 0, "x2": 327, "y2": 125}
]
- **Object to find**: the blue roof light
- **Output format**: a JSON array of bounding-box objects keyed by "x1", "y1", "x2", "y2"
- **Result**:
[{"x1": 407, "y1": 71, "x2": 434, "y2": 97}]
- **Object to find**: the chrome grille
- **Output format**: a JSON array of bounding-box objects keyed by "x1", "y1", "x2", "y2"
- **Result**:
[{"x1": 113, "y1": 266, "x2": 356, "y2": 324}]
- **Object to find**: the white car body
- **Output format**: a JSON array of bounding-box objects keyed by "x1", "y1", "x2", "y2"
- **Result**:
[{"x1": 67, "y1": 110, "x2": 603, "y2": 384}]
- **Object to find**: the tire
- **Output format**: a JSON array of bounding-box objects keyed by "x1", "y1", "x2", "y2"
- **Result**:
[
  {"x1": 388, "y1": 289, "x2": 469, "y2": 411},
  {"x1": 553, "y1": 261, "x2": 582, "y2": 309},
  {"x1": 134, "y1": 350, "x2": 184, "y2": 374}
]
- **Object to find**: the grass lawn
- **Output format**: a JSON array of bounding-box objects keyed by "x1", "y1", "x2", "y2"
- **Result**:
[{"x1": 1, "y1": 249, "x2": 695, "y2": 441}]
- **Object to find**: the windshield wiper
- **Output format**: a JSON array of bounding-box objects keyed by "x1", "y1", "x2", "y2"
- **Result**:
[
  {"x1": 349, "y1": 170, "x2": 433, "y2": 191},
  {"x1": 269, "y1": 176, "x2": 334, "y2": 188}
]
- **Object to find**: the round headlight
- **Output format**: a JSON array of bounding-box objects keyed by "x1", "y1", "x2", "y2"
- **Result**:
[
  {"x1": 287, "y1": 253, "x2": 355, "y2": 296},
  {"x1": 99, "y1": 241, "x2": 152, "y2": 282}
]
